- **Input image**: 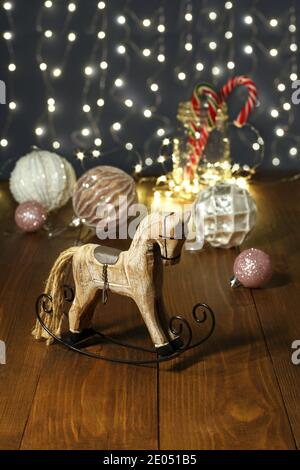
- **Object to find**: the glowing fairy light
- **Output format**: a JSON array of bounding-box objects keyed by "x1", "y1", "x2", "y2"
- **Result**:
[
  {"x1": 35, "y1": 127, "x2": 44, "y2": 136},
  {"x1": 244, "y1": 15, "x2": 253, "y2": 25},
  {"x1": 3, "y1": 2, "x2": 13, "y2": 10},
  {"x1": 270, "y1": 109, "x2": 279, "y2": 118},
  {"x1": 53, "y1": 68, "x2": 62, "y2": 77},
  {"x1": 84, "y1": 66, "x2": 93, "y2": 76},
  {"x1": 142, "y1": 18, "x2": 151, "y2": 27},
  {"x1": 150, "y1": 83, "x2": 159, "y2": 92},
  {"x1": 117, "y1": 44, "x2": 126, "y2": 54},
  {"x1": 117, "y1": 15, "x2": 126, "y2": 24},
  {"x1": 0, "y1": 139, "x2": 8, "y2": 147},
  {"x1": 212, "y1": 66, "x2": 221, "y2": 75},
  {"x1": 196, "y1": 62, "x2": 204, "y2": 71},
  {"x1": 112, "y1": 122, "x2": 121, "y2": 131},
  {"x1": 244, "y1": 44, "x2": 253, "y2": 54},
  {"x1": 115, "y1": 78, "x2": 123, "y2": 87},
  {"x1": 68, "y1": 32, "x2": 76, "y2": 42},
  {"x1": 68, "y1": 3, "x2": 76, "y2": 12},
  {"x1": 100, "y1": 61, "x2": 108, "y2": 70},
  {"x1": 77, "y1": 151, "x2": 85, "y2": 161},
  {"x1": 3, "y1": 31, "x2": 13, "y2": 40},
  {"x1": 125, "y1": 99, "x2": 133, "y2": 107},
  {"x1": 275, "y1": 128, "x2": 284, "y2": 137}
]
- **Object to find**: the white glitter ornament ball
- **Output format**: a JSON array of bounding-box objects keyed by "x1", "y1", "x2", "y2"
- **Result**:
[
  {"x1": 194, "y1": 183, "x2": 257, "y2": 248},
  {"x1": 10, "y1": 149, "x2": 76, "y2": 212}
]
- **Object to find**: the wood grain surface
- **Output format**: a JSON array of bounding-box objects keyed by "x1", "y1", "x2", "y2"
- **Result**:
[{"x1": 0, "y1": 179, "x2": 299, "y2": 450}]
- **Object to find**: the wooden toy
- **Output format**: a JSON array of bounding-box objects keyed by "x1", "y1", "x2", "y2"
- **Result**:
[{"x1": 33, "y1": 212, "x2": 189, "y2": 356}]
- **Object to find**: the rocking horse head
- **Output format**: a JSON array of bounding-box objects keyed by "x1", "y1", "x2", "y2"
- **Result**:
[{"x1": 134, "y1": 211, "x2": 190, "y2": 265}]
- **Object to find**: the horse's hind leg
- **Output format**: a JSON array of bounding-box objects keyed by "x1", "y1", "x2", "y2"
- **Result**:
[{"x1": 64, "y1": 279, "x2": 98, "y2": 345}]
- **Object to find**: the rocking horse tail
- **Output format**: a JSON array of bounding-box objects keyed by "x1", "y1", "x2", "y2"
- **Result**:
[{"x1": 32, "y1": 246, "x2": 79, "y2": 345}]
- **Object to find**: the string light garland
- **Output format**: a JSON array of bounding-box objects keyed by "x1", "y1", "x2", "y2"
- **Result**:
[
  {"x1": 0, "y1": 0, "x2": 299, "y2": 178},
  {"x1": 0, "y1": 0, "x2": 17, "y2": 151}
]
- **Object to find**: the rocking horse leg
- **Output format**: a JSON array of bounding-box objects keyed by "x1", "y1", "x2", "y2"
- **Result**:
[
  {"x1": 156, "y1": 297, "x2": 184, "y2": 352},
  {"x1": 63, "y1": 285, "x2": 97, "y2": 345},
  {"x1": 134, "y1": 295, "x2": 174, "y2": 357}
]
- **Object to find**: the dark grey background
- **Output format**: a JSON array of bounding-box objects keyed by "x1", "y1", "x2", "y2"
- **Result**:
[{"x1": 0, "y1": 0, "x2": 299, "y2": 179}]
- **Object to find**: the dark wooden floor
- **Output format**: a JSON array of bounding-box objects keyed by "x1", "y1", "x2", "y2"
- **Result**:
[{"x1": 0, "y1": 179, "x2": 299, "y2": 450}]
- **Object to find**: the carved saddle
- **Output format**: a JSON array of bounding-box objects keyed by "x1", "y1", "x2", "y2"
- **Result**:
[{"x1": 94, "y1": 246, "x2": 122, "y2": 305}]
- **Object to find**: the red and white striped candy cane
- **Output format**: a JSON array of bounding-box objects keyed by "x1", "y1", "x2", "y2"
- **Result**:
[
  {"x1": 188, "y1": 83, "x2": 220, "y2": 167},
  {"x1": 220, "y1": 75, "x2": 257, "y2": 127}
]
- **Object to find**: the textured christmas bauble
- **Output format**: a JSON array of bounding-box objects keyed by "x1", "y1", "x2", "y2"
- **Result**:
[
  {"x1": 194, "y1": 183, "x2": 257, "y2": 248},
  {"x1": 72, "y1": 166, "x2": 138, "y2": 228},
  {"x1": 10, "y1": 149, "x2": 77, "y2": 212},
  {"x1": 233, "y1": 248, "x2": 272, "y2": 288},
  {"x1": 15, "y1": 201, "x2": 47, "y2": 232}
]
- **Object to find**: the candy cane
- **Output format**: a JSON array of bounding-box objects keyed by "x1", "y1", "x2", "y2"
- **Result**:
[
  {"x1": 188, "y1": 83, "x2": 220, "y2": 170},
  {"x1": 220, "y1": 75, "x2": 257, "y2": 127}
]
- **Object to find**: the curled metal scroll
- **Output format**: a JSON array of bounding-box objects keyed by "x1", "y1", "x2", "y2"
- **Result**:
[{"x1": 35, "y1": 286, "x2": 215, "y2": 366}]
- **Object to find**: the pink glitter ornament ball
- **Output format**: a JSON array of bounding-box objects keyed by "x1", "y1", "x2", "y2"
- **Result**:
[
  {"x1": 233, "y1": 248, "x2": 273, "y2": 288},
  {"x1": 15, "y1": 201, "x2": 47, "y2": 232}
]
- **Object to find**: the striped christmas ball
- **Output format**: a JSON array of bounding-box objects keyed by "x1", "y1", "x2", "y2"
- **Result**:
[
  {"x1": 10, "y1": 149, "x2": 76, "y2": 212},
  {"x1": 72, "y1": 166, "x2": 137, "y2": 228}
]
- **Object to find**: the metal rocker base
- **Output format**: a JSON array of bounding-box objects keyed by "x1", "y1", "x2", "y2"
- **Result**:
[{"x1": 35, "y1": 285, "x2": 216, "y2": 366}]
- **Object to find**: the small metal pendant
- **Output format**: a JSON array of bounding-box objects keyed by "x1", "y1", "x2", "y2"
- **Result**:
[
  {"x1": 102, "y1": 264, "x2": 109, "y2": 304},
  {"x1": 230, "y1": 276, "x2": 242, "y2": 288}
]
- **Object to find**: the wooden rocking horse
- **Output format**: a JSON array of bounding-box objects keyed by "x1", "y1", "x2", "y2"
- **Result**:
[{"x1": 33, "y1": 212, "x2": 190, "y2": 356}]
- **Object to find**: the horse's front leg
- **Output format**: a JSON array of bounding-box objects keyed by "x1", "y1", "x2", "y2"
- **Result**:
[{"x1": 133, "y1": 294, "x2": 174, "y2": 357}]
